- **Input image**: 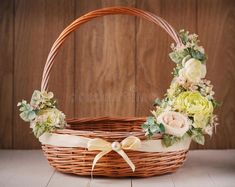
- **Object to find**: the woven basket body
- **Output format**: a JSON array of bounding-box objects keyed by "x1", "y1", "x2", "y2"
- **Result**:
[
  {"x1": 40, "y1": 7, "x2": 189, "y2": 177},
  {"x1": 42, "y1": 117, "x2": 188, "y2": 177}
]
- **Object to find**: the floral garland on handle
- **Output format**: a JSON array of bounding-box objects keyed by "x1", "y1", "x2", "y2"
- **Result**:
[
  {"x1": 17, "y1": 30, "x2": 219, "y2": 148},
  {"x1": 17, "y1": 91, "x2": 66, "y2": 138},
  {"x1": 142, "y1": 30, "x2": 219, "y2": 147}
]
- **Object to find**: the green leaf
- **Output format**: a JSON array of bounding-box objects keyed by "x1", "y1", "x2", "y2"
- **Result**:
[
  {"x1": 192, "y1": 134, "x2": 205, "y2": 145},
  {"x1": 162, "y1": 134, "x2": 181, "y2": 147},
  {"x1": 159, "y1": 123, "x2": 165, "y2": 133},
  {"x1": 190, "y1": 48, "x2": 207, "y2": 63},
  {"x1": 33, "y1": 124, "x2": 45, "y2": 138},
  {"x1": 189, "y1": 128, "x2": 205, "y2": 145},
  {"x1": 179, "y1": 30, "x2": 189, "y2": 44},
  {"x1": 33, "y1": 122, "x2": 55, "y2": 138},
  {"x1": 212, "y1": 99, "x2": 221, "y2": 108},
  {"x1": 162, "y1": 135, "x2": 172, "y2": 147}
]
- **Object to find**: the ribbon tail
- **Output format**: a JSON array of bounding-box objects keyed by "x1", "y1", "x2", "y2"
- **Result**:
[
  {"x1": 91, "y1": 150, "x2": 111, "y2": 171},
  {"x1": 116, "y1": 149, "x2": 136, "y2": 172}
]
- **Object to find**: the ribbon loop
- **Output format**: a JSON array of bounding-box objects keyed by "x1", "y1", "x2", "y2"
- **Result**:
[
  {"x1": 121, "y1": 136, "x2": 142, "y2": 150},
  {"x1": 87, "y1": 136, "x2": 141, "y2": 172}
]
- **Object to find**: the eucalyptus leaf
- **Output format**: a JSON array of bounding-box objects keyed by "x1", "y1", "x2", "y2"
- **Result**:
[
  {"x1": 154, "y1": 98, "x2": 162, "y2": 106},
  {"x1": 27, "y1": 111, "x2": 37, "y2": 121},
  {"x1": 147, "y1": 117, "x2": 155, "y2": 125},
  {"x1": 150, "y1": 124, "x2": 159, "y2": 133},
  {"x1": 20, "y1": 112, "x2": 29, "y2": 122},
  {"x1": 19, "y1": 106, "x2": 26, "y2": 112},
  {"x1": 142, "y1": 123, "x2": 149, "y2": 130}
]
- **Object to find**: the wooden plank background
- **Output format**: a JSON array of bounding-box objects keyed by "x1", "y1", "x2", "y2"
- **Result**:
[{"x1": 0, "y1": 0, "x2": 234, "y2": 149}]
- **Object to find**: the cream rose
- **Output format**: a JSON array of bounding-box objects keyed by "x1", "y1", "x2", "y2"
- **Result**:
[
  {"x1": 179, "y1": 58, "x2": 206, "y2": 83},
  {"x1": 157, "y1": 111, "x2": 191, "y2": 137}
]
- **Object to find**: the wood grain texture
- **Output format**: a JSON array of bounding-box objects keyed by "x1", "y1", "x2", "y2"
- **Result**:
[
  {"x1": 197, "y1": 0, "x2": 235, "y2": 149},
  {"x1": 135, "y1": 0, "x2": 199, "y2": 150},
  {"x1": 133, "y1": 175, "x2": 174, "y2": 187},
  {"x1": 135, "y1": 0, "x2": 197, "y2": 116},
  {"x1": 14, "y1": 0, "x2": 75, "y2": 149},
  {"x1": 0, "y1": 0, "x2": 235, "y2": 149},
  {"x1": 0, "y1": 150, "x2": 54, "y2": 187},
  {"x1": 0, "y1": 0, "x2": 13, "y2": 148},
  {"x1": 48, "y1": 171, "x2": 131, "y2": 187},
  {"x1": 75, "y1": 0, "x2": 136, "y2": 117}
]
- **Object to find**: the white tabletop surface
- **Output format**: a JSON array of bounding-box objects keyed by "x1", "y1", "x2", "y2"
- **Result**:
[{"x1": 0, "y1": 150, "x2": 234, "y2": 187}]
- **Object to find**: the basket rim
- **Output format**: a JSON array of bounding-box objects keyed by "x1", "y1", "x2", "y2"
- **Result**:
[
  {"x1": 53, "y1": 116, "x2": 162, "y2": 140},
  {"x1": 66, "y1": 116, "x2": 147, "y2": 123}
]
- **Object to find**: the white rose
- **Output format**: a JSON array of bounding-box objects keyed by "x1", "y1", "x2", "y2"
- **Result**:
[
  {"x1": 179, "y1": 58, "x2": 206, "y2": 83},
  {"x1": 157, "y1": 111, "x2": 191, "y2": 137}
]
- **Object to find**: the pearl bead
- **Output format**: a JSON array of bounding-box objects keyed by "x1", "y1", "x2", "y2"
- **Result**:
[{"x1": 111, "y1": 141, "x2": 121, "y2": 151}]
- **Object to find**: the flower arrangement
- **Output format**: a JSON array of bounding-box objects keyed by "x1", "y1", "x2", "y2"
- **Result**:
[
  {"x1": 17, "y1": 30, "x2": 219, "y2": 148},
  {"x1": 142, "y1": 30, "x2": 219, "y2": 147},
  {"x1": 17, "y1": 90, "x2": 66, "y2": 138}
]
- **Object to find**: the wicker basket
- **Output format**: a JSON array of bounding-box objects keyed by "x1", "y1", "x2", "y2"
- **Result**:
[{"x1": 40, "y1": 7, "x2": 189, "y2": 177}]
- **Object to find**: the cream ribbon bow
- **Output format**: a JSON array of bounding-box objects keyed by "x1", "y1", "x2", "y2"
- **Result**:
[{"x1": 87, "y1": 136, "x2": 141, "y2": 172}]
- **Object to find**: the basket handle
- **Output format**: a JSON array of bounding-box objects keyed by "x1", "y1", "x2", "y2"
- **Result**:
[{"x1": 41, "y1": 7, "x2": 182, "y2": 91}]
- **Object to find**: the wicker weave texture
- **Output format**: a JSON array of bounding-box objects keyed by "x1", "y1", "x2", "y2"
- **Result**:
[{"x1": 42, "y1": 117, "x2": 188, "y2": 177}]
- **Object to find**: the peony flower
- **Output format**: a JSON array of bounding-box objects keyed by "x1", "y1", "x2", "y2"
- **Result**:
[
  {"x1": 179, "y1": 58, "x2": 206, "y2": 83},
  {"x1": 157, "y1": 111, "x2": 191, "y2": 137},
  {"x1": 174, "y1": 91, "x2": 213, "y2": 116}
]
